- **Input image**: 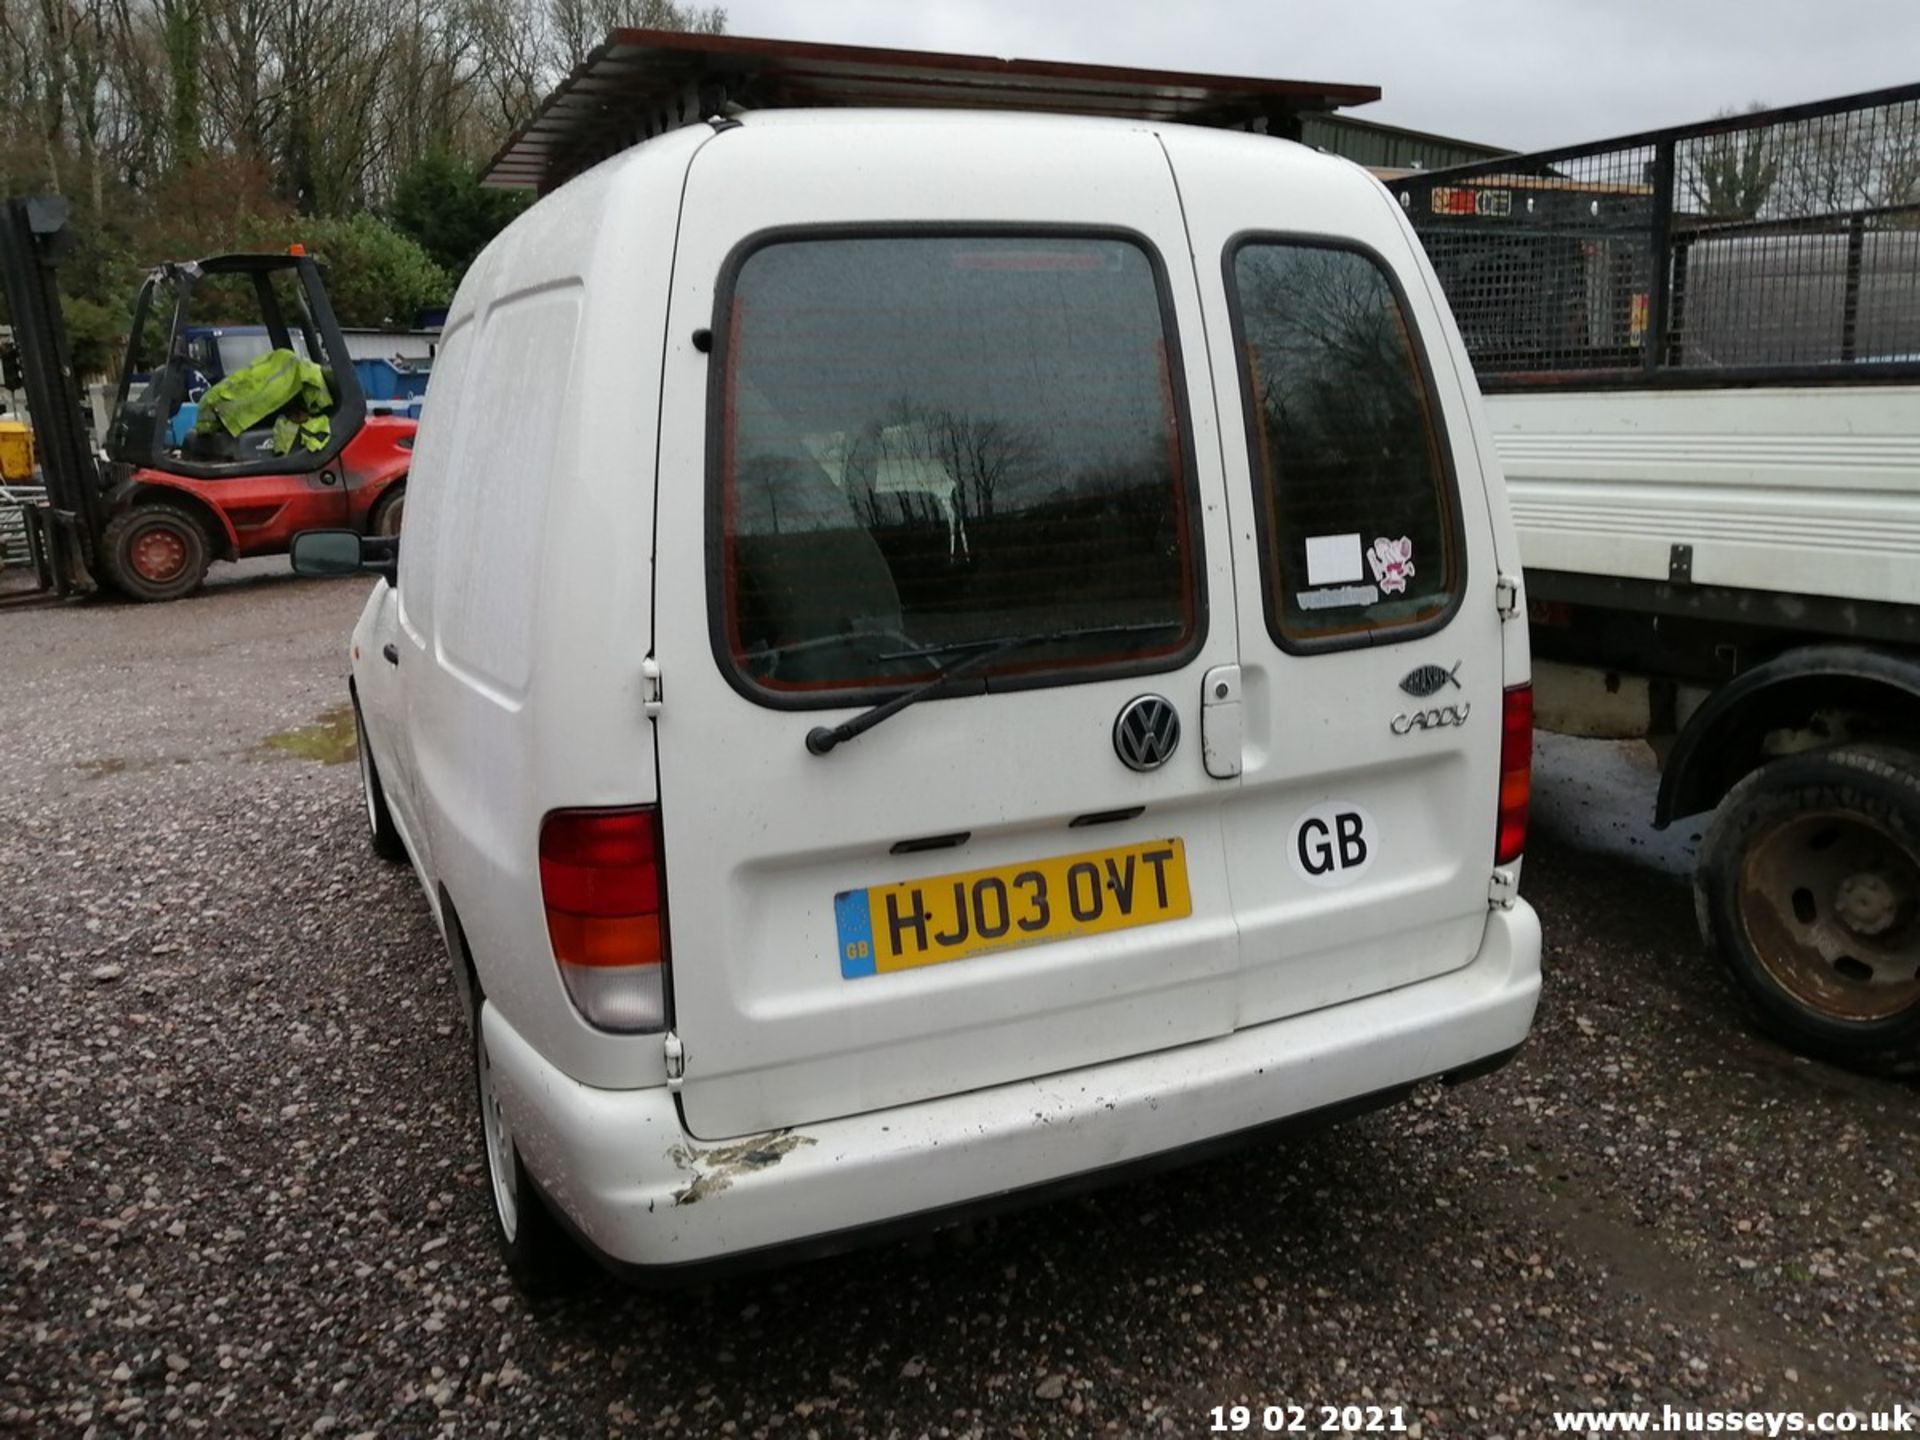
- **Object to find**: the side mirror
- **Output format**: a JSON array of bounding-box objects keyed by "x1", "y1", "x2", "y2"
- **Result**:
[{"x1": 290, "y1": 528, "x2": 397, "y2": 584}]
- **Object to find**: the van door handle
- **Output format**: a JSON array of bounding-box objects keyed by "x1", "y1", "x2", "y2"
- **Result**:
[
  {"x1": 1200, "y1": 664, "x2": 1243, "y2": 779},
  {"x1": 382, "y1": 643, "x2": 399, "y2": 666}
]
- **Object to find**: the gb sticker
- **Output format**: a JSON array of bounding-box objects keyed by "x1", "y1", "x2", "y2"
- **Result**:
[
  {"x1": 1367, "y1": 536, "x2": 1415, "y2": 595},
  {"x1": 1289, "y1": 801, "x2": 1377, "y2": 888}
]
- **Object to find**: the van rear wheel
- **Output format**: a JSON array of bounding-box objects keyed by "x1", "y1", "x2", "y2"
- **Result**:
[
  {"x1": 1696, "y1": 744, "x2": 1920, "y2": 1074},
  {"x1": 472, "y1": 1000, "x2": 583, "y2": 1294}
]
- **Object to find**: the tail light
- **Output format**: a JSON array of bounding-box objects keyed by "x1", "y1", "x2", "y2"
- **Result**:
[
  {"x1": 1495, "y1": 683, "x2": 1533, "y2": 866},
  {"x1": 539, "y1": 806, "x2": 668, "y2": 1033}
]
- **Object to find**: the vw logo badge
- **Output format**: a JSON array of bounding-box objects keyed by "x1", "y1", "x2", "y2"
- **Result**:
[{"x1": 1113, "y1": 695, "x2": 1180, "y2": 772}]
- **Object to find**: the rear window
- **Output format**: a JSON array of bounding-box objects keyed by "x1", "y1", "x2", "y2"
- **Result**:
[
  {"x1": 711, "y1": 232, "x2": 1201, "y2": 703},
  {"x1": 1228, "y1": 238, "x2": 1463, "y2": 651}
]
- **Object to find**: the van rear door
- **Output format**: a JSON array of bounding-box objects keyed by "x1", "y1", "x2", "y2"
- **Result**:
[
  {"x1": 1164, "y1": 132, "x2": 1510, "y2": 1027},
  {"x1": 651, "y1": 121, "x2": 1246, "y2": 1140}
]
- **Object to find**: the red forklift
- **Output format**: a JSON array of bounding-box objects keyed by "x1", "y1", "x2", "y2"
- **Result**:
[{"x1": 0, "y1": 195, "x2": 413, "y2": 602}]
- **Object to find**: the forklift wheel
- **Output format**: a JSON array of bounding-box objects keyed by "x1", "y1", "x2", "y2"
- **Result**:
[{"x1": 102, "y1": 503, "x2": 212, "y2": 602}]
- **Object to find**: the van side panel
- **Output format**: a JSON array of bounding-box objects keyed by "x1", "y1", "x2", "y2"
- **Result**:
[
  {"x1": 394, "y1": 316, "x2": 469, "y2": 646},
  {"x1": 409, "y1": 130, "x2": 710, "y2": 1089},
  {"x1": 381, "y1": 310, "x2": 476, "y2": 867},
  {"x1": 434, "y1": 287, "x2": 583, "y2": 699}
]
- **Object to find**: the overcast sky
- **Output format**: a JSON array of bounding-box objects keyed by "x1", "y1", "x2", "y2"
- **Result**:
[{"x1": 717, "y1": 0, "x2": 1919, "y2": 152}]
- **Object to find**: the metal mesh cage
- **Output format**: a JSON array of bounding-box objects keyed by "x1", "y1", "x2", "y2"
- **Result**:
[
  {"x1": 0, "y1": 485, "x2": 42, "y2": 568},
  {"x1": 1388, "y1": 84, "x2": 1920, "y2": 387}
]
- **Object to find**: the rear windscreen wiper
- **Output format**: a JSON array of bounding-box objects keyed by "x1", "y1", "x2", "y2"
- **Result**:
[{"x1": 805, "y1": 621, "x2": 1181, "y2": 756}]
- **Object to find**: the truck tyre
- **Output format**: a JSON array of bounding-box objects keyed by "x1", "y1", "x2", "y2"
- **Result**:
[
  {"x1": 472, "y1": 991, "x2": 584, "y2": 1295},
  {"x1": 100, "y1": 503, "x2": 212, "y2": 602},
  {"x1": 369, "y1": 485, "x2": 405, "y2": 538},
  {"x1": 1696, "y1": 743, "x2": 1920, "y2": 1073},
  {"x1": 350, "y1": 694, "x2": 407, "y2": 864}
]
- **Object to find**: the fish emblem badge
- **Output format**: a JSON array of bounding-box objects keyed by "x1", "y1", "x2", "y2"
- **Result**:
[{"x1": 1399, "y1": 661, "x2": 1462, "y2": 697}]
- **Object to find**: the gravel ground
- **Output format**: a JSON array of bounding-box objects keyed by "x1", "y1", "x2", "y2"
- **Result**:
[{"x1": 1, "y1": 566, "x2": 1915, "y2": 1438}]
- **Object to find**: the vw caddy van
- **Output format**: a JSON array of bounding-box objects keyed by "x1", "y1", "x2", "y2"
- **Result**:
[{"x1": 297, "y1": 105, "x2": 1541, "y2": 1289}]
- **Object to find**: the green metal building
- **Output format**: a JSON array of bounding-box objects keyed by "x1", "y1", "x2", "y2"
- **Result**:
[{"x1": 1299, "y1": 114, "x2": 1509, "y2": 174}]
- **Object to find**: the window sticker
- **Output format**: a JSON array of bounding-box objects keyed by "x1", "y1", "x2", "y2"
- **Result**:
[
  {"x1": 1366, "y1": 536, "x2": 1415, "y2": 596},
  {"x1": 1296, "y1": 583, "x2": 1380, "y2": 611},
  {"x1": 1304, "y1": 532, "x2": 1362, "y2": 587}
]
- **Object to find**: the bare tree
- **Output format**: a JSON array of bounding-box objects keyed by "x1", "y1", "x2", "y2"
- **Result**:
[
  {"x1": 0, "y1": 0, "x2": 728, "y2": 214},
  {"x1": 1770, "y1": 99, "x2": 1920, "y2": 217},
  {"x1": 849, "y1": 395, "x2": 1051, "y2": 525},
  {"x1": 550, "y1": 0, "x2": 722, "y2": 72},
  {"x1": 1683, "y1": 103, "x2": 1780, "y2": 220}
]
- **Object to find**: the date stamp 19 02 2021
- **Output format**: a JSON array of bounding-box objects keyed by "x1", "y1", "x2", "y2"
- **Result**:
[{"x1": 1210, "y1": 1404, "x2": 1411, "y2": 1433}]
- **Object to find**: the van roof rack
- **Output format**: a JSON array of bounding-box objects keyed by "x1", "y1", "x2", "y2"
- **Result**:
[{"x1": 483, "y1": 29, "x2": 1381, "y2": 193}]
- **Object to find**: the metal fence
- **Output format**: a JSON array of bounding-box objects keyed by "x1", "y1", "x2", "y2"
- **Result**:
[
  {"x1": 1387, "y1": 83, "x2": 1920, "y2": 387},
  {"x1": 1, "y1": 484, "x2": 44, "y2": 569}
]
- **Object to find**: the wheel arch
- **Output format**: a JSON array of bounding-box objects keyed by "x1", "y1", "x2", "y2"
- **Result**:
[
  {"x1": 340, "y1": 417, "x2": 414, "y2": 530},
  {"x1": 107, "y1": 477, "x2": 241, "y2": 560},
  {"x1": 1659, "y1": 645, "x2": 1920, "y2": 827},
  {"x1": 437, "y1": 884, "x2": 483, "y2": 1028},
  {"x1": 364, "y1": 471, "x2": 407, "y2": 532}
]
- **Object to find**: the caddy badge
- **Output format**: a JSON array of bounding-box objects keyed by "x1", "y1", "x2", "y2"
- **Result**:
[{"x1": 1391, "y1": 702, "x2": 1471, "y2": 735}]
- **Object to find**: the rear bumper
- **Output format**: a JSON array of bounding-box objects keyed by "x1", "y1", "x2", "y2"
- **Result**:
[{"x1": 484, "y1": 900, "x2": 1542, "y2": 1280}]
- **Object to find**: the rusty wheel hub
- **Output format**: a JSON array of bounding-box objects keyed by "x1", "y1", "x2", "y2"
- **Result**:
[
  {"x1": 129, "y1": 526, "x2": 188, "y2": 583},
  {"x1": 1835, "y1": 871, "x2": 1901, "y2": 937},
  {"x1": 1739, "y1": 810, "x2": 1920, "y2": 1023}
]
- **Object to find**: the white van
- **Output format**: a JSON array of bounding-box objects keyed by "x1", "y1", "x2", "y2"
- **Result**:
[{"x1": 296, "y1": 107, "x2": 1541, "y2": 1289}]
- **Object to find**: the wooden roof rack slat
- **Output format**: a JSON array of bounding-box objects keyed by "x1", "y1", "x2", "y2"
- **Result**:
[{"x1": 484, "y1": 28, "x2": 1379, "y2": 192}]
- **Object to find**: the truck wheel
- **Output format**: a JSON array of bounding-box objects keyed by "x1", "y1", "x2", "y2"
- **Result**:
[
  {"x1": 101, "y1": 503, "x2": 212, "y2": 602},
  {"x1": 350, "y1": 695, "x2": 407, "y2": 864},
  {"x1": 1696, "y1": 744, "x2": 1920, "y2": 1072},
  {"x1": 369, "y1": 486, "x2": 405, "y2": 538},
  {"x1": 473, "y1": 995, "x2": 583, "y2": 1294}
]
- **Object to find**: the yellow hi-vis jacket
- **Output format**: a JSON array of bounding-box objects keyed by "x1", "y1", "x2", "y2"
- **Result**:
[{"x1": 193, "y1": 347, "x2": 333, "y2": 455}]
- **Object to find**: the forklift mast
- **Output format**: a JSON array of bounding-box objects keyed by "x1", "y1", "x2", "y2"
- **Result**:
[{"x1": 0, "y1": 196, "x2": 105, "y2": 593}]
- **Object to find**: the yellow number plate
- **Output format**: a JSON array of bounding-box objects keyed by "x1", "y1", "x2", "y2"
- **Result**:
[{"x1": 835, "y1": 838, "x2": 1191, "y2": 978}]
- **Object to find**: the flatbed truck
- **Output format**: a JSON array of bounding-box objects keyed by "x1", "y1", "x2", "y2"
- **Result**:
[{"x1": 1391, "y1": 83, "x2": 1920, "y2": 1069}]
